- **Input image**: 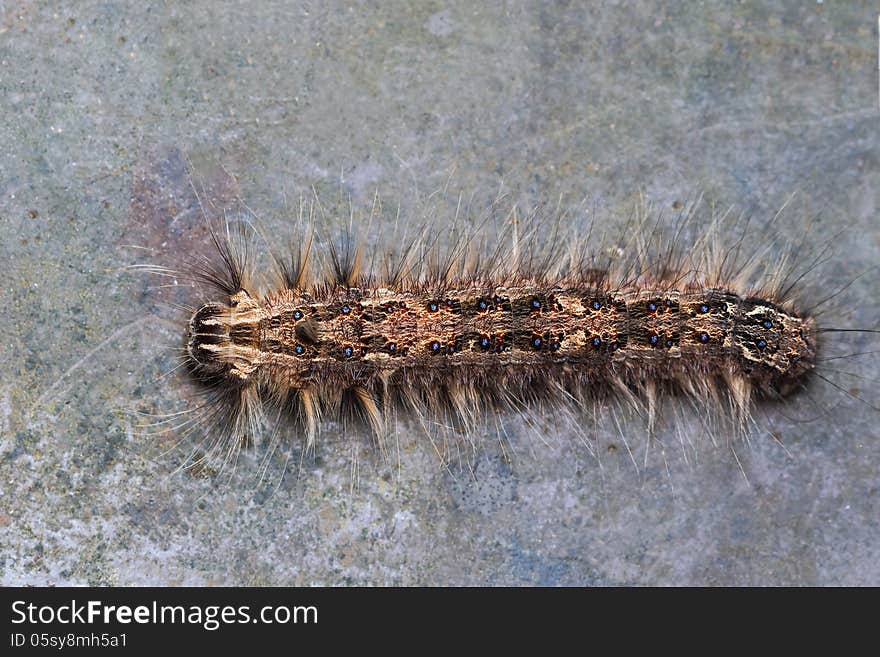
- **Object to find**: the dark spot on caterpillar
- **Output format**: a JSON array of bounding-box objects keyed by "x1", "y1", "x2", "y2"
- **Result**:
[
  {"x1": 757, "y1": 339, "x2": 768, "y2": 350},
  {"x1": 649, "y1": 334, "x2": 659, "y2": 346},
  {"x1": 398, "y1": 300, "x2": 407, "y2": 309},
  {"x1": 428, "y1": 301, "x2": 439, "y2": 312},
  {"x1": 294, "y1": 344, "x2": 305, "y2": 354},
  {"x1": 386, "y1": 341, "x2": 397, "y2": 353},
  {"x1": 293, "y1": 310, "x2": 303, "y2": 320},
  {"x1": 341, "y1": 305, "x2": 351, "y2": 315},
  {"x1": 531, "y1": 298, "x2": 542, "y2": 310},
  {"x1": 343, "y1": 346, "x2": 354, "y2": 358},
  {"x1": 698, "y1": 332, "x2": 710, "y2": 343},
  {"x1": 763, "y1": 319, "x2": 773, "y2": 329},
  {"x1": 699, "y1": 303, "x2": 709, "y2": 313},
  {"x1": 479, "y1": 335, "x2": 491, "y2": 349},
  {"x1": 493, "y1": 295, "x2": 512, "y2": 311},
  {"x1": 591, "y1": 336, "x2": 601, "y2": 348},
  {"x1": 532, "y1": 335, "x2": 543, "y2": 349},
  {"x1": 295, "y1": 319, "x2": 319, "y2": 343},
  {"x1": 429, "y1": 340, "x2": 441, "y2": 353}
]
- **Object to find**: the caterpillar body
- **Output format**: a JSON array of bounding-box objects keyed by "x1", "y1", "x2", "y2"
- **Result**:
[
  {"x1": 189, "y1": 273, "x2": 815, "y2": 443},
  {"x1": 137, "y1": 191, "x2": 872, "y2": 478}
]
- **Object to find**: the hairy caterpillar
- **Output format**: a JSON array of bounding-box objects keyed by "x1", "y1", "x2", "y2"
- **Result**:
[{"x1": 134, "y1": 190, "x2": 877, "y2": 479}]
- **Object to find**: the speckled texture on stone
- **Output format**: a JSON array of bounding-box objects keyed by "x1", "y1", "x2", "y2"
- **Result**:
[{"x1": 1, "y1": 2, "x2": 878, "y2": 585}]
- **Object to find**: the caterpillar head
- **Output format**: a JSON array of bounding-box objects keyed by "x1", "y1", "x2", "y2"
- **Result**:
[{"x1": 186, "y1": 290, "x2": 261, "y2": 381}]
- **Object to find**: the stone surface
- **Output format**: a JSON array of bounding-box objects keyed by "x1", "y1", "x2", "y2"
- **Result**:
[{"x1": 1, "y1": 1, "x2": 878, "y2": 585}]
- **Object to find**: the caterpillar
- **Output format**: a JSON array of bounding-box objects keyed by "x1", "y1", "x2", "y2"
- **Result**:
[{"x1": 134, "y1": 189, "x2": 877, "y2": 479}]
